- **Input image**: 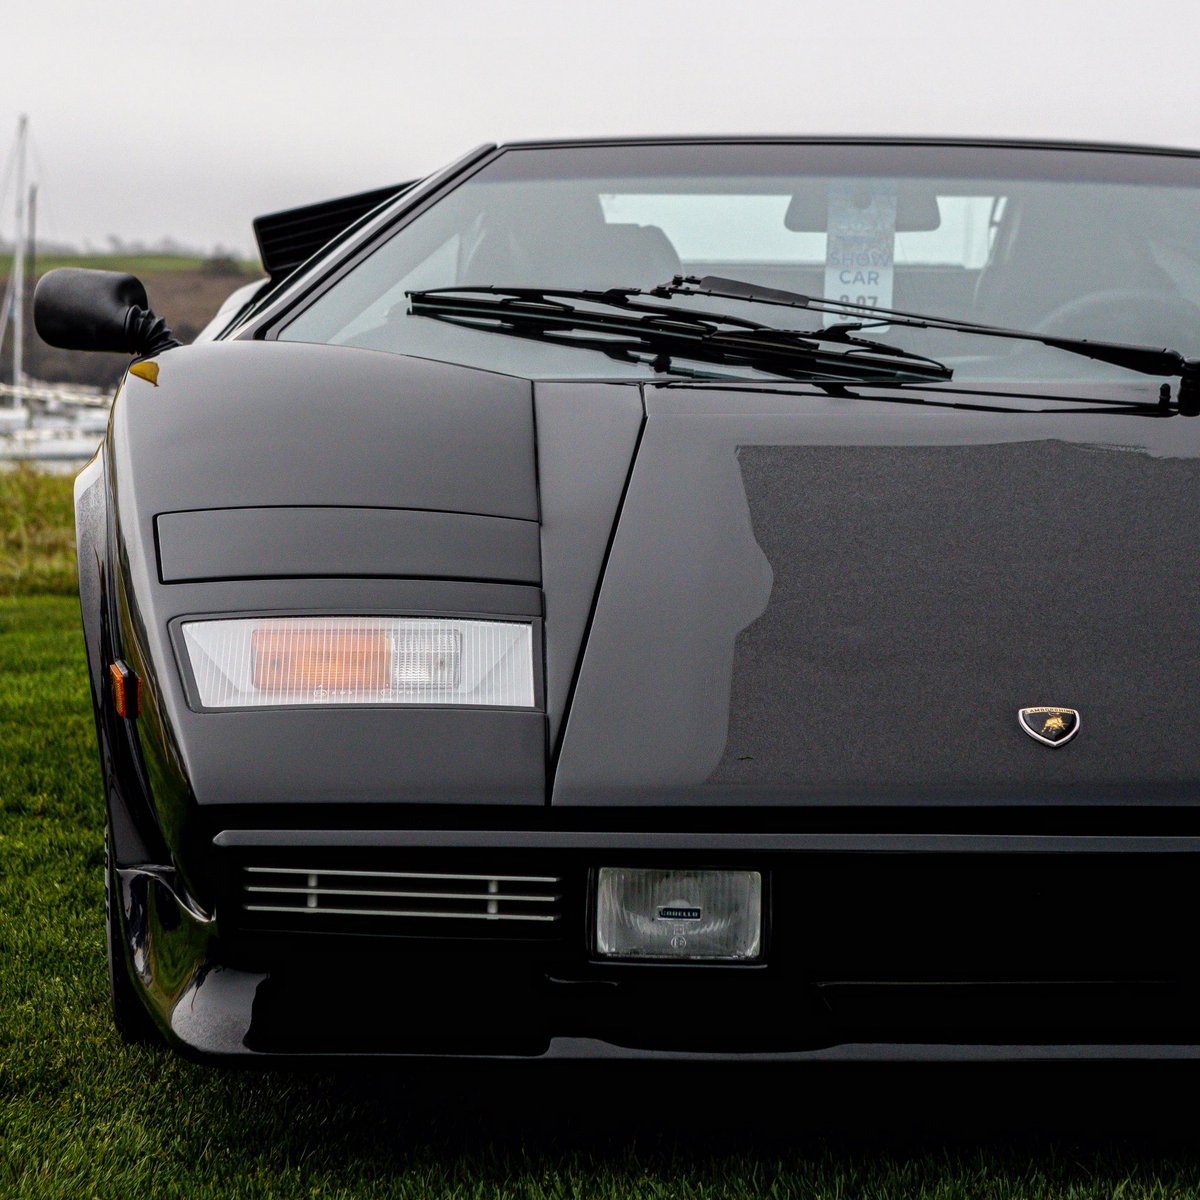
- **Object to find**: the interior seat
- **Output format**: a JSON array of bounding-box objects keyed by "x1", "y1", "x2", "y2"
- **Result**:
[
  {"x1": 973, "y1": 195, "x2": 1186, "y2": 334},
  {"x1": 461, "y1": 219, "x2": 681, "y2": 290}
]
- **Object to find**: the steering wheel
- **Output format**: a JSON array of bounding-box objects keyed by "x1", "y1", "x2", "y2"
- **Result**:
[{"x1": 1032, "y1": 288, "x2": 1196, "y2": 346}]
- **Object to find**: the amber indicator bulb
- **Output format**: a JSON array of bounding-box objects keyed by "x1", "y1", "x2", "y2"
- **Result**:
[{"x1": 109, "y1": 660, "x2": 140, "y2": 719}]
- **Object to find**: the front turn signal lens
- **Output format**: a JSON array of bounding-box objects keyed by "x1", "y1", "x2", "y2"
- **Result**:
[
  {"x1": 250, "y1": 626, "x2": 392, "y2": 692},
  {"x1": 180, "y1": 616, "x2": 535, "y2": 709}
]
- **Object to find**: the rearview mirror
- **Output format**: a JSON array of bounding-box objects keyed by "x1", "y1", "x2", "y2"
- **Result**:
[
  {"x1": 34, "y1": 268, "x2": 179, "y2": 357},
  {"x1": 784, "y1": 187, "x2": 942, "y2": 233}
]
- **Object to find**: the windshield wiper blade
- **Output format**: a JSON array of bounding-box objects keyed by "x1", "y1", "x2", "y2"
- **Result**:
[
  {"x1": 407, "y1": 286, "x2": 953, "y2": 384},
  {"x1": 661, "y1": 275, "x2": 1200, "y2": 414}
]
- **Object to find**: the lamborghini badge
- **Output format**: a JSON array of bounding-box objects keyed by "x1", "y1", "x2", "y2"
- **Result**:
[{"x1": 1018, "y1": 706, "x2": 1080, "y2": 747}]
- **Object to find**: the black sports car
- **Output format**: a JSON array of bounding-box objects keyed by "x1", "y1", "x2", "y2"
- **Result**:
[{"x1": 36, "y1": 136, "x2": 1200, "y2": 1061}]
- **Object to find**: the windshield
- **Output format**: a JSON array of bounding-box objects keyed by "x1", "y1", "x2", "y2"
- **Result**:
[{"x1": 279, "y1": 142, "x2": 1200, "y2": 385}]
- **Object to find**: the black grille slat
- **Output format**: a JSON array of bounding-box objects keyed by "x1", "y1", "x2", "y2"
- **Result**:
[
  {"x1": 245, "y1": 867, "x2": 558, "y2": 882},
  {"x1": 244, "y1": 904, "x2": 558, "y2": 922},
  {"x1": 245, "y1": 887, "x2": 559, "y2": 902},
  {"x1": 238, "y1": 864, "x2": 564, "y2": 935}
]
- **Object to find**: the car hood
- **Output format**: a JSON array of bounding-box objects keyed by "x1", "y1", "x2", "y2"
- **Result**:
[
  {"x1": 105, "y1": 341, "x2": 1200, "y2": 813},
  {"x1": 550, "y1": 381, "x2": 1200, "y2": 807}
]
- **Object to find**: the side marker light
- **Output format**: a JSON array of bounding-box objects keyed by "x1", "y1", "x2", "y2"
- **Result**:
[
  {"x1": 128, "y1": 361, "x2": 159, "y2": 386},
  {"x1": 109, "y1": 660, "x2": 139, "y2": 719}
]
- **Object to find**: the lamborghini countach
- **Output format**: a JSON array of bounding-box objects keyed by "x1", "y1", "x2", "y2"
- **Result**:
[{"x1": 36, "y1": 135, "x2": 1200, "y2": 1060}]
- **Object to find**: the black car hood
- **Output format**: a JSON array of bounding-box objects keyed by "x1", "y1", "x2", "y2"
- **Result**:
[
  {"x1": 105, "y1": 341, "x2": 1200, "y2": 813},
  {"x1": 551, "y1": 382, "x2": 1200, "y2": 807}
]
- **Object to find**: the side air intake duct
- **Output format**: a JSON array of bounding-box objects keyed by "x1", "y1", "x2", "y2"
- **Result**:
[{"x1": 253, "y1": 182, "x2": 417, "y2": 284}]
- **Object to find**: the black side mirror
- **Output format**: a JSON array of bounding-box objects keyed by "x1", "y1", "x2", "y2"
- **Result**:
[{"x1": 34, "y1": 268, "x2": 180, "y2": 358}]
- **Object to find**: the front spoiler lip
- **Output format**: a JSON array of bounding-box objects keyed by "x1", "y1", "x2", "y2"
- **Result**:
[
  {"x1": 175, "y1": 974, "x2": 1200, "y2": 1064},
  {"x1": 120, "y1": 847, "x2": 1200, "y2": 1064},
  {"x1": 166, "y1": 964, "x2": 1200, "y2": 1065}
]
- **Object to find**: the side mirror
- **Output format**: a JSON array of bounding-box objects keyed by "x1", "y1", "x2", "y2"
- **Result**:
[{"x1": 34, "y1": 268, "x2": 180, "y2": 357}]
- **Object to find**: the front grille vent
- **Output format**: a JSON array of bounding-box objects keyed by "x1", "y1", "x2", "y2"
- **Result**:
[{"x1": 240, "y1": 865, "x2": 563, "y2": 935}]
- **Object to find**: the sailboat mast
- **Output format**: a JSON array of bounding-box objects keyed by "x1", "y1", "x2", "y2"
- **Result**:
[
  {"x1": 24, "y1": 181, "x2": 36, "y2": 395},
  {"x1": 11, "y1": 113, "x2": 27, "y2": 404}
]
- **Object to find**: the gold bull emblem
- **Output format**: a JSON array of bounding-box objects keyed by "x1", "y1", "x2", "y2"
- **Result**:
[{"x1": 1041, "y1": 715, "x2": 1067, "y2": 735}]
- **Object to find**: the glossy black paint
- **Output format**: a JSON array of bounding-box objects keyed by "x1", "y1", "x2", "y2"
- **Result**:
[
  {"x1": 554, "y1": 381, "x2": 1200, "y2": 806},
  {"x1": 532, "y1": 381, "x2": 644, "y2": 746},
  {"x1": 112, "y1": 341, "x2": 538, "y2": 518},
  {"x1": 95, "y1": 342, "x2": 548, "y2": 903},
  {"x1": 155, "y1": 506, "x2": 540, "y2": 584},
  {"x1": 77, "y1": 454, "x2": 171, "y2": 870},
  {"x1": 64, "y1": 136, "x2": 1200, "y2": 1061}
]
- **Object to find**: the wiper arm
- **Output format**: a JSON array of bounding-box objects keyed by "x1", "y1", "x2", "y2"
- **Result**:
[
  {"x1": 407, "y1": 286, "x2": 953, "y2": 384},
  {"x1": 662, "y1": 275, "x2": 1200, "y2": 415}
]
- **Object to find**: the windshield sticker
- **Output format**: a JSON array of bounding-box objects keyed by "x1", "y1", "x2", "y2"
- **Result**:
[{"x1": 824, "y1": 182, "x2": 896, "y2": 325}]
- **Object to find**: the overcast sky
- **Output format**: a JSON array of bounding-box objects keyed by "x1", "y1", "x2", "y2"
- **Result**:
[{"x1": 1, "y1": 0, "x2": 1197, "y2": 258}]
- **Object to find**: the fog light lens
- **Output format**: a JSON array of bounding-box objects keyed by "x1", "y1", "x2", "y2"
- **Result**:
[{"x1": 594, "y1": 867, "x2": 762, "y2": 961}]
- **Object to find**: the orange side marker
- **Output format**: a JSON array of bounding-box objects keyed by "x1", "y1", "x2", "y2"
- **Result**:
[{"x1": 109, "y1": 661, "x2": 140, "y2": 718}]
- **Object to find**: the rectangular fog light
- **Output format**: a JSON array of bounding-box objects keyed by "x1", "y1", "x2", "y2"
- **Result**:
[{"x1": 594, "y1": 867, "x2": 762, "y2": 961}]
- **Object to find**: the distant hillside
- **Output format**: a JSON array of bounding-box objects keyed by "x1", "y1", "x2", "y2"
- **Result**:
[{"x1": 0, "y1": 255, "x2": 264, "y2": 389}]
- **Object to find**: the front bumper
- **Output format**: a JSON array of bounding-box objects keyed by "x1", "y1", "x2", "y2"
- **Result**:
[{"x1": 118, "y1": 827, "x2": 1200, "y2": 1062}]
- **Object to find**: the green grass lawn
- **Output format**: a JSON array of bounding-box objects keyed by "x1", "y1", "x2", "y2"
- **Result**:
[
  {"x1": 0, "y1": 253, "x2": 259, "y2": 276},
  {"x1": 6, "y1": 498, "x2": 1200, "y2": 1195},
  {"x1": 0, "y1": 469, "x2": 77, "y2": 598}
]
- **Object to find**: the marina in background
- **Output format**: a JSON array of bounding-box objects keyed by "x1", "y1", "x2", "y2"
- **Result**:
[
  {"x1": 1, "y1": 114, "x2": 105, "y2": 468},
  {"x1": 1, "y1": 115, "x2": 259, "y2": 470},
  {"x1": 0, "y1": 378, "x2": 110, "y2": 469}
]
